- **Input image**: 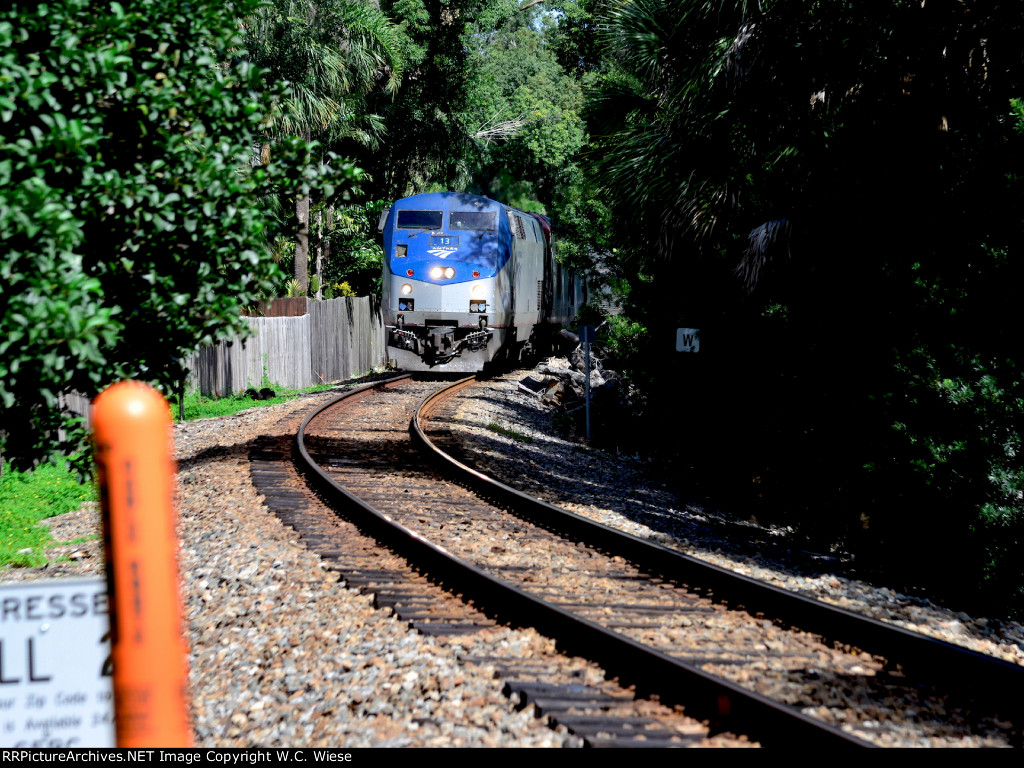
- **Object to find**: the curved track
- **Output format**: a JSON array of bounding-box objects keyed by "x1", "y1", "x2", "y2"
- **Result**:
[{"x1": 254, "y1": 374, "x2": 1024, "y2": 748}]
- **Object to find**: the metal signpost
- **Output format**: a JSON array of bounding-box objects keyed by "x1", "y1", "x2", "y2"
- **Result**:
[
  {"x1": 580, "y1": 325, "x2": 597, "y2": 441},
  {"x1": 0, "y1": 579, "x2": 114, "y2": 747}
]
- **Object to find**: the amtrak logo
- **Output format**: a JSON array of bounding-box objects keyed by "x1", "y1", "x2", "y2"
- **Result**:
[{"x1": 428, "y1": 247, "x2": 458, "y2": 258}]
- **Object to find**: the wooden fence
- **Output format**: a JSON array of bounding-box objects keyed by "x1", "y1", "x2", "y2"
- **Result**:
[{"x1": 187, "y1": 296, "x2": 386, "y2": 396}]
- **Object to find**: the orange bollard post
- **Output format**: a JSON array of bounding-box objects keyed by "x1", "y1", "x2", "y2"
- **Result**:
[{"x1": 92, "y1": 381, "x2": 193, "y2": 747}]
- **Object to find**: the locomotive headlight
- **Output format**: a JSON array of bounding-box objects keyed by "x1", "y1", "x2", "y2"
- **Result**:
[
  {"x1": 471, "y1": 283, "x2": 486, "y2": 297},
  {"x1": 400, "y1": 284, "x2": 413, "y2": 295},
  {"x1": 443, "y1": 266, "x2": 455, "y2": 279},
  {"x1": 430, "y1": 266, "x2": 443, "y2": 280}
]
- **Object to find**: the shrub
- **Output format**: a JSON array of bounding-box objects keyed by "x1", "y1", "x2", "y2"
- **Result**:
[{"x1": 0, "y1": 0, "x2": 352, "y2": 469}]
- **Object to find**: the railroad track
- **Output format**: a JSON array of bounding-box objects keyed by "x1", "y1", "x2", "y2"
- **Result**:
[{"x1": 251, "y1": 374, "x2": 1024, "y2": 748}]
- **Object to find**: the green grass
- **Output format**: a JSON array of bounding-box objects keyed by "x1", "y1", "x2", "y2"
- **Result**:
[
  {"x1": 485, "y1": 422, "x2": 533, "y2": 443},
  {"x1": 0, "y1": 460, "x2": 97, "y2": 568},
  {"x1": 175, "y1": 382, "x2": 337, "y2": 422}
]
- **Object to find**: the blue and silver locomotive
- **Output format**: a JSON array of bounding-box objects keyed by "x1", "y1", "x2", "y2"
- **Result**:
[{"x1": 380, "y1": 192, "x2": 583, "y2": 371}]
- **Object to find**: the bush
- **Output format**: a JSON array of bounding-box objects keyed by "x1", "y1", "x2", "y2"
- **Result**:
[{"x1": 0, "y1": 0, "x2": 350, "y2": 469}]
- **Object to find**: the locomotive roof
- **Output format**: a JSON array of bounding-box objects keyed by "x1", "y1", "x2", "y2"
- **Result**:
[
  {"x1": 391, "y1": 191, "x2": 548, "y2": 221},
  {"x1": 392, "y1": 191, "x2": 504, "y2": 212}
]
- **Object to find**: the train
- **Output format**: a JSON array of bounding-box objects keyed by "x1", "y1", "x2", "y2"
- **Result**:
[{"x1": 379, "y1": 192, "x2": 584, "y2": 372}]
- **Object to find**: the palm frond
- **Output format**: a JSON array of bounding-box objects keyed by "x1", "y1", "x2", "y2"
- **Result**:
[
  {"x1": 243, "y1": 0, "x2": 405, "y2": 144},
  {"x1": 737, "y1": 217, "x2": 791, "y2": 291}
]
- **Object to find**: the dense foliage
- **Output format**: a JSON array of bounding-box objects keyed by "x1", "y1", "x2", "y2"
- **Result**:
[
  {"x1": 0, "y1": 0, "x2": 338, "y2": 468},
  {"x1": 240, "y1": 0, "x2": 403, "y2": 293},
  {"x1": 585, "y1": 0, "x2": 1024, "y2": 613}
]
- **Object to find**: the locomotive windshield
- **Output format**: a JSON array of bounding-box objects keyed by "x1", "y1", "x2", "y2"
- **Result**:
[
  {"x1": 397, "y1": 210, "x2": 443, "y2": 230},
  {"x1": 385, "y1": 193, "x2": 512, "y2": 274},
  {"x1": 450, "y1": 211, "x2": 497, "y2": 231}
]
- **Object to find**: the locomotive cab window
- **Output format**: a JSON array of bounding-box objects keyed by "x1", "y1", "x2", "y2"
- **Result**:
[
  {"x1": 450, "y1": 211, "x2": 497, "y2": 231},
  {"x1": 397, "y1": 210, "x2": 443, "y2": 230}
]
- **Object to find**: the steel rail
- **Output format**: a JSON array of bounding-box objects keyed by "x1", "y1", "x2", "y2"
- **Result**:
[
  {"x1": 411, "y1": 377, "x2": 1024, "y2": 724},
  {"x1": 296, "y1": 375, "x2": 872, "y2": 748}
]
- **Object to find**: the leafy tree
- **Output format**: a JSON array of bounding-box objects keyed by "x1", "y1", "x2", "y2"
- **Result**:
[
  {"x1": 242, "y1": 0, "x2": 404, "y2": 292},
  {"x1": 586, "y1": 0, "x2": 1024, "y2": 609},
  {"x1": 546, "y1": 0, "x2": 604, "y2": 78},
  {"x1": 318, "y1": 200, "x2": 390, "y2": 296},
  {"x1": 462, "y1": 13, "x2": 587, "y2": 199},
  {"x1": 0, "y1": 0, "x2": 345, "y2": 469},
  {"x1": 356, "y1": 0, "x2": 527, "y2": 198}
]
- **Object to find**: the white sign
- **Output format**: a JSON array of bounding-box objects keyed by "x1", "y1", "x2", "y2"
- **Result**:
[
  {"x1": 0, "y1": 579, "x2": 114, "y2": 747},
  {"x1": 676, "y1": 328, "x2": 701, "y2": 353}
]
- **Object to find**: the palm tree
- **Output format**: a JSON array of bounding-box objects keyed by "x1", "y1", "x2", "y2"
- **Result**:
[
  {"x1": 589, "y1": 0, "x2": 757, "y2": 270},
  {"x1": 243, "y1": 0, "x2": 404, "y2": 292},
  {"x1": 591, "y1": 0, "x2": 1024, "y2": 288}
]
